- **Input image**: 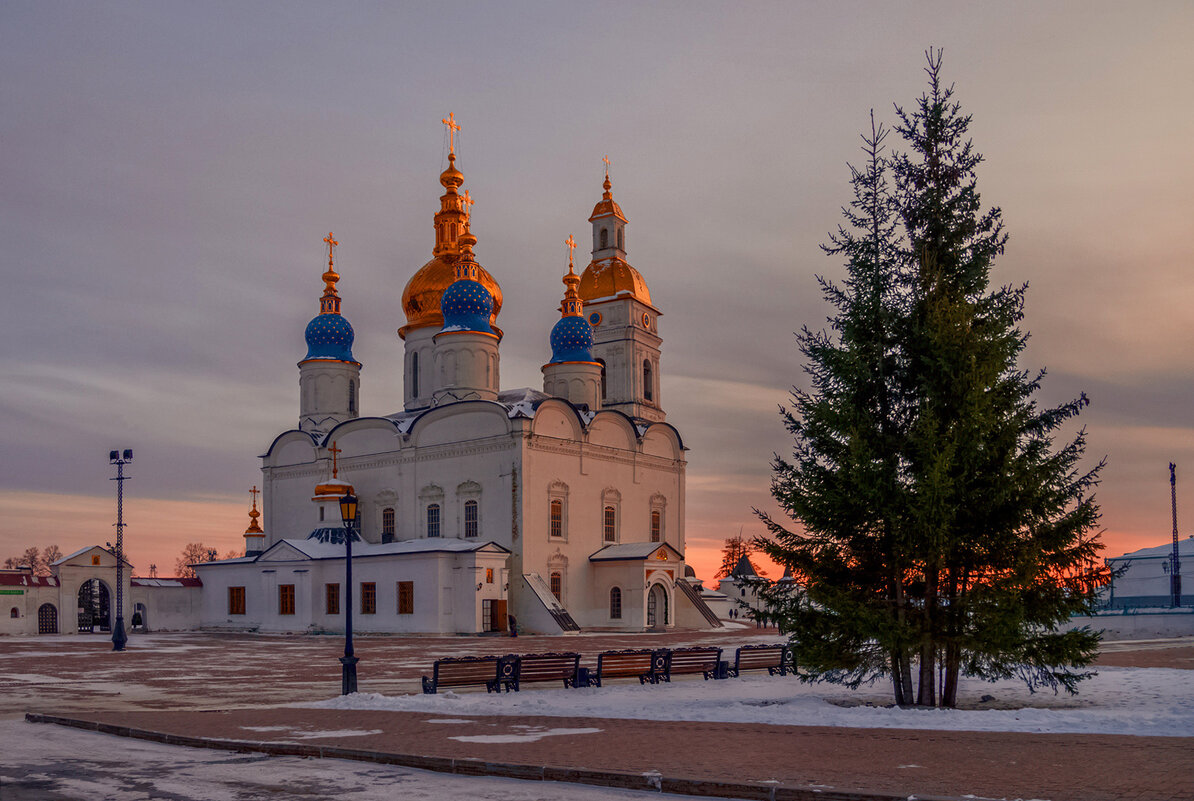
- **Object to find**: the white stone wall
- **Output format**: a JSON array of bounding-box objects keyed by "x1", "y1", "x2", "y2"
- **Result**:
[{"x1": 299, "y1": 359, "x2": 361, "y2": 433}]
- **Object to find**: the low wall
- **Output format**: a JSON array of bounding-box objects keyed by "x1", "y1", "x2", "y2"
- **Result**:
[{"x1": 1068, "y1": 608, "x2": 1194, "y2": 640}]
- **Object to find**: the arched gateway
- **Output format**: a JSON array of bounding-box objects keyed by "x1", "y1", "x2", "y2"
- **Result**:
[
  {"x1": 38, "y1": 603, "x2": 58, "y2": 634},
  {"x1": 77, "y1": 579, "x2": 111, "y2": 633}
]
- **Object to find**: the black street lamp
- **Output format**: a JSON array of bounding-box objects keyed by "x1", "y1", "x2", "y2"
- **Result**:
[
  {"x1": 338, "y1": 492, "x2": 359, "y2": 694},
  {"x1": 109, "y1": 449, "x2": 132, "y2": 652}
]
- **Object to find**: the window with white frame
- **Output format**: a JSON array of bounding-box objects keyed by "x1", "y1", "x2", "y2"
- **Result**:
[
  {"x1": 457, "y1": 481, "x2": 481, "y2": 539},
  {"x1": 609, "y1": 587, "x2": 622, "y2": 619},
  {"x1": 547, "y1": 481, "x2": 569, "y2": 540},
  {"x1": 649, "y1": 494, "x2": 667, "y2": 544},
  {"x1": 426, "y1": 504, "x2": 440, "y2": 538},
  {"x1": 419, "y1": 485, "x2": 444, "y2": 538},
  {"x1": 601, "y1": 488, "x2": 621, "y2": 543}
]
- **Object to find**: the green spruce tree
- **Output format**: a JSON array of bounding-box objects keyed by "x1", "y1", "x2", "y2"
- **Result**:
[{"x1": 759, "y1": 50, "x2": 1108, "y2": 709}]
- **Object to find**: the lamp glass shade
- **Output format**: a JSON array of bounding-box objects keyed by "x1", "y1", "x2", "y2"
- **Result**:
[{"x1": 339, "y1": 494, "x2": 358, "y2": 526}]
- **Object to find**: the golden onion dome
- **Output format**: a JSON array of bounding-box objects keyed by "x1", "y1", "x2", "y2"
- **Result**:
[
  {"x1": 579, "y1": 257, "x2": 651, "y2": 306},
  {"x1": 400, "y1": 255, "x2": 503, "y2": 338},
  {"x1": 440, "y1": 153, "x2": 464, "y2": 190}
]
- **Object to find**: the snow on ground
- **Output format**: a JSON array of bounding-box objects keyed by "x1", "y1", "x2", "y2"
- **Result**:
[
  {"x1": 306, "y1": 665, "x2": 1194, "y2": 738},
  {"x1": 0, "y1": 720, "x2": 728, "y2": 801}
]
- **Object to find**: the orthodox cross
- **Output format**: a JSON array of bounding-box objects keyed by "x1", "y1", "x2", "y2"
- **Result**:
[
  {"x1": 249, "y1": 485, "x2": 260, "y2": 508},
  {"x1": 328, "y1": 441, "x2": 342, "y2": 478},
  {"x1": 324, "y1": 232, "x2": 338, "y2": 266},
  {"x1": 462, "y1": 189, "x2": 474, "y2": 211},
  {"x1": 442, "y1": 113, "x2": 460, "y2": 155},
  {"x1": 602, "y1": 154, "x2": 611, "y2": 177},
  {"x1": 565, "y1": 234, "x2": 577, "y2": 268}
]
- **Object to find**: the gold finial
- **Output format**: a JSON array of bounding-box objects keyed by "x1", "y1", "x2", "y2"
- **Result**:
[
  {"x1": 601, "y1": 156, "x2": 613, "y2": 198},
  {"x1": 245, "y1": 485, "x2": 263, "y2": 534},
  {"x1": 319, "y1": 232, "x2": 342, "y2": 315},
  {"x1": 602, "y1": 154, "x2": 611, "y2": 177},
  {"x1": 442, "y1": 112, "x2": 461, "y2": 156},
  {"x1": 328, "y1": 441, "x2": 342, "y2": 478},
  {"x1": 565, "y1": 234, "x2": 577, "y2": 271}
]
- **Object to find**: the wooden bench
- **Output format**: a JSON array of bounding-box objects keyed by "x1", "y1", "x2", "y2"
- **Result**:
[
  {"x1": 726, "y1": 644, "x2": 791, "y2": 678},
  {"x1": 498, "y1": 652, "x2": 581, "y2": 692},
  {"x1": 660, "y1": 646, "x2": 723, "y2": 681},
  {"x1": 421, "y1": 655, "x2": 502, "y2": 694},
  {"x1": 584, "y1": 648, "x2": 667, "y2": 687}
]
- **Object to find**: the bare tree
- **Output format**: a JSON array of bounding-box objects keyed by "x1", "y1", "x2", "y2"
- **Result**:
[{"x1": 175, "y1": 543, "x2": 219, "y2": 578}]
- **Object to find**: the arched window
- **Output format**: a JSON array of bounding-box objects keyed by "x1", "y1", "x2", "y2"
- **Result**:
[
  {"x1": 549, "y1": 499, "x2": 563, "y2": 538},
  {"x1": 617, "y1": 228, "x2": 623, "y2": 250},
  {"x1": 382, "y1": 507, "x2": 395, "y2": 543},
  {"x1": 464, "y1": 500, "x2": 478, "y2": 538},
  {"x1": 600, "y1": 229, "x2": 608, "y2": 248},
  {"x1": 603, "y1": 505, "x2": 617, "y2": 542},
  {"x1": 643, "y1": 360, "x2": 653, "y2": 402},
  {"x1": 348, "y1": 380, "x2": 356, "y2": 413},
  {"x1": 596, "y1": 358, "x2": 606, "y2": 399},
  {"x1": 609, "y1": 587, "x2": 622, "y2": 619},
  {"x1": 411, "y1": 352, "x2": 420, "y2": 398},
  {"x1": 550, "y1": 571, "x2": 562, "y2": 601},
  {"x1": 426, "y1": 503, "x2": 441, "y2": 538},
  {"x1": 9, "y1": 607, "x2": 17, "y2": 619},
  {"x1": 650, "y1": 510, "x2": 661, "y2": 542}
]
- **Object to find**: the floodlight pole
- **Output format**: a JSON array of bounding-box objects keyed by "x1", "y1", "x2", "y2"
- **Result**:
[
  {"x1": 1171, "y1": 463, "x2": 1181, "y2": 608},
  {"x1": 110, "y1": 449, "x2": 132, "y2": 652}
]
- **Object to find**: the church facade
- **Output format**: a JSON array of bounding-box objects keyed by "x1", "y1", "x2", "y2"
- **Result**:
[{"x1": 195, "y1": 127, "x2": 720, "y2": 635}]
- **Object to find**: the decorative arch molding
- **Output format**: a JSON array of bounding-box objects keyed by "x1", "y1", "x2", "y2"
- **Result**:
[
  {"x1": 530, "y1": 399, "x2": 587, "y2": 441},
  {"x1": 640, "y1": 423, "x2": 685, "y2": 459},
  {"x1": 320, "y1": 417, "x2": 405, "y2": 451},
  {"x1": 586, "y1": 411, "x2": 639, "y2": 451},
  {"x1": 262, "y1": 429, "x2": 319, "y2": 465},
  {"x1": 601, "y1": 487, "x2": 622, "y2": 544},
  {"x1": 375, "y1": 489, "x2": 398, "y2": 543},
  {"x1": 456, "y1": 481, "x2": 482, "y2": 539},
  {"x1": 406, "y1": 400, "x2": 513, "y2": 448}
]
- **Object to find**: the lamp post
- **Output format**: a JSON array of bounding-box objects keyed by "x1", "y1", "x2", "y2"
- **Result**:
[
  {"x1": 109, "y1": 449, "x2": 132, "y2": 652},
  {"x1": 338, "y1": 492, "x2": 359, "y2": 694}
]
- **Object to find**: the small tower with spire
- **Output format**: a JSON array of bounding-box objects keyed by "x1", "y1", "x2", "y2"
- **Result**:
[
  {"x1": 243, "y1": 486, "x2": 265, "y2": 557},
  {"x1": 299, "y1": 232, "x2": 362, "y2": 433},
  {"x1": 542, "y1": 235, "x2": 602, "y2": 408},
  {"x1": 430, "y1": 225, "x2": 502, "y2": 404},
  {"x1": 580, "y1": 162, "x2": 665, "y2": 422}
]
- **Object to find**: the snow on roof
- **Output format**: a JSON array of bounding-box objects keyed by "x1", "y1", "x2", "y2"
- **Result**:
[
  {"x1": 131, "y1": 577, "x2": 202, "y2": 587},
  {"x1": 0, "y1": 573, "x2": 59, "y2": 587},
  {"x1": 51, "y1": 545, "x2": 132, "y2": 567},
  {"x1": 240, "y1": 537, "x2": 511, "y2": 563},
  {"x1": 1109, "y1": 536, "x2": 1194, "y2": 561},
  {"x1": 589, "y1": 542, "x2": 684, "y2": 561}
]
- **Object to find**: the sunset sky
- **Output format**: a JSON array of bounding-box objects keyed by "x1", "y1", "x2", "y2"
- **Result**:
[{"x1": 2, "y1": 2, "x2": 1191, "y2": 582}]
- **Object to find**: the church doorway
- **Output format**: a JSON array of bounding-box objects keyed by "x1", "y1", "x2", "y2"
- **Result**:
[
  {"x1": 38, "y1": 603, "x2": 58, "y2": 634},
  {"x1": 646, "y1": 584, "x2": 669, "y2": 629},
  {"x1": 77, "y1": 579, "x2": 111, "y2": 633}
]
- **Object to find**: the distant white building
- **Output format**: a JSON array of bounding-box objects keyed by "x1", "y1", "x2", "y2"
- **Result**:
[
  {"x1": 193, "y1": 132, "x2": 720, "y2": 635},
  {"x1": 1, "y1": 545, "x2": 200, "y2": 636},
  {"x1": 1103, "y1": 536, "x2": 1194, "y2": 609}
]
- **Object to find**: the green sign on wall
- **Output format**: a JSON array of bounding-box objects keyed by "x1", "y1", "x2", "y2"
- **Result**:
[{"x1": 0, "y1": 589, "x2": 24, "y2": 595}]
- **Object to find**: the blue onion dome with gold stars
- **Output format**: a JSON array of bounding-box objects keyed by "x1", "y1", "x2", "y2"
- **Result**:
[
  {"x1": 549, "y1": 242, "x2": 595, "y2": 363},
  {"x1": 302, "y1": 232, "x2": 359, "y2": 364},
  {"x1": 440, "y1": 232, "x2": 495, "y2": 334}
]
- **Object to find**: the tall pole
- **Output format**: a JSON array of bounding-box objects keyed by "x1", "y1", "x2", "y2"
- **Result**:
[
  {"x1": 1171, "y1": 463, "x2": 1181, "y2": 608},
  {"x1": 110, "y1": 449, "x2": 132, "y2": 652},
  {"x1": 339, "y1": 493, "x2": 359, "y2": 694}
]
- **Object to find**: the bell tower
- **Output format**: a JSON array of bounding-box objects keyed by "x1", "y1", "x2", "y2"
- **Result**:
[{"x1": 579, "y1": 162, "x2": 664, "y2": 422}]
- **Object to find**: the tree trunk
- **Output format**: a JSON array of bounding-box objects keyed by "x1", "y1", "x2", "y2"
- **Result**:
[
  {"x1": 917, "y1": 566, "x2": 938, "y2": 707},
  {"x1": 942, "y1": 641, "x2": 961, "y2": 708}
]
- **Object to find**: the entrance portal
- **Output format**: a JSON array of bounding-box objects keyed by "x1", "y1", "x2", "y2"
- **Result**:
[
  {"x1": 38, "y1": 603, "x2": 58, "y2": 634},
  {"x1": 77, "y1": 579, "x2": 111, "y2": 633},
  {"x1": 646, "y1": 584, "x2": 669, "y2": 629},
  {"x1": 133, "y1": 602, "x2": 148, "y2": 632}
]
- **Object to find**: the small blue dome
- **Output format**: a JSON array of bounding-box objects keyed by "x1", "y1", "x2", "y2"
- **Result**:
[
  {"x1": 549, "y1": 315, "x2": 594, "y2": 363},
  {"x1": 441, "y1": 278, "x2": 494, "y2": 334},
  {"x1": 303, "y1": 313, "x2": 356, "y2": 362}
]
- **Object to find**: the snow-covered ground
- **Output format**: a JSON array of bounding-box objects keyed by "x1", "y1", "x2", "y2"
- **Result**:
[
  {"x1": 0, "y1": 720, "x2": 717, "y2": 801},
  {"x1": 306, "y1": 664, "x2": 1194, "y2": 738}
]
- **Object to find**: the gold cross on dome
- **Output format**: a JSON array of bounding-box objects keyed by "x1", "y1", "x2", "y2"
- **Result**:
[
  {"x1": 249, "y1": 485, "x2": 260, "y2": 507},
  {"x1": 462, "y1": 189, "x2": 474, "y2": 210},
  {"x1": 602, "y1": 155, "x2": 611, "y2": 176},
  {"x1": 323, "y1": 232, "x2": 338, "y2": 266},
  {"x1": 565, "y1": 234, "x2": 577, "y2": 267},
  {"x1": 328, "y1": 441, "x2": 342, "y2": 477},
  {"x1": 442, "y1": 113, "x2": 461, "y2": 155}
]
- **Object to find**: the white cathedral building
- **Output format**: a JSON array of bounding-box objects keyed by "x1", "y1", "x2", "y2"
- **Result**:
[{"x1": 193, "y1": 133, "x2": 721, "y2": 635}]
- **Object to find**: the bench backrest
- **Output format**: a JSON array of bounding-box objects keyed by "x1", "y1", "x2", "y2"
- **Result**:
[
  {"x1": 433, "y1": 655, "x2": 500, "y2": 687},
  {"x1": 515, "y1": 652, "x2": 581, "y2": 682},
  {"x1": 666, "y1": 646, "x2": 722, "y2": 674},
  {"x1": 595, "y1": 648, "x2": 657, "y2": 678},
  {"x1": 734, "y1": 644, "x2": 788, "y2": 670}
]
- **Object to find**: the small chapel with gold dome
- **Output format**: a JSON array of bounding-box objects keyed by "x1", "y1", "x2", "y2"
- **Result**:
[{"x1": 194, "y1": 119, "x2": 720, "y2": 635}]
